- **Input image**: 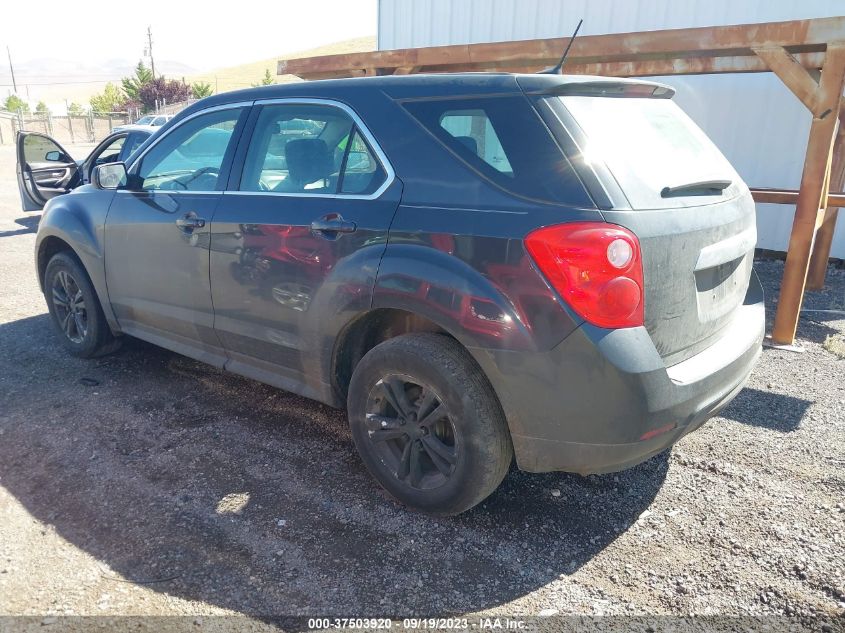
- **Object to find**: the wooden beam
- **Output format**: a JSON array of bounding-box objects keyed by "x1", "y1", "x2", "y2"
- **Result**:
[
  {"x1": 772, "y1": 44, "x2": 845, "y2": 344},
  {"x1": 750, "y1": 188, "x2": 845, "y2": 207},
  {"x1": 752, "y1": 46, "x2": 823, "y2": 114},
  {"x1": 807, "y1": 108, "x2": 845, "y2": 288},
  {"x1": 278, "y1": 17, "x2": 845, "y2": 79},
  {"x1": 394, "y1": 52, "x2": 826, "y2": 79}
]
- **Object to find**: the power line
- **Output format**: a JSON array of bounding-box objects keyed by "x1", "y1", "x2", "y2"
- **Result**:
[
  {"x1": 0, "y1": 79, "x2": 122, "y2": 86},
  {"x1": 1, "y1": 73, "x2": 127, "y2": 79},
  {"x1": 6, "y1": 46, "x2": 16, "y2": 92},
  {"x1": 146, "y1": 26, "x2": 156, "y2": 78}
]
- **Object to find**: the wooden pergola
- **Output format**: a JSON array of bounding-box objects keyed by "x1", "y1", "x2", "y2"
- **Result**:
[{"x1": 279, "y1": 17, "x2": 845, "y2": 346}]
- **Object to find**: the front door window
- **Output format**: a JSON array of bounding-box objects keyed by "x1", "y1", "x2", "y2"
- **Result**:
[{"x1": 134, "y1": 108, "x2": 244, "y2": 191}]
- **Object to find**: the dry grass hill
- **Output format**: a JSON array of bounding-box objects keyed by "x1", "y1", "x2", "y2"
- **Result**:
[{"x1": 187, "y1": 36, "x2": 376, "y2": 93}]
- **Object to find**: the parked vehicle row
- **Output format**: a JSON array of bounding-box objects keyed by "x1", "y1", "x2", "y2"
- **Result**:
[
  {"x1": 21, "y1": 73, "x2": 764, "y2": 514},
  {"x1": 112, "y1": 113, "x2": 174, "y2": 133}
]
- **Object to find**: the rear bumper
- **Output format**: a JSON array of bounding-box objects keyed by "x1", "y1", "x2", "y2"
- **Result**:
[{"x1": 472, "y1": 270, "x2": 765, "y2": 474}]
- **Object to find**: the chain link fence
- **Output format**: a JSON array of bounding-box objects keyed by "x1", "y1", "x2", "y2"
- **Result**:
[
  {"x1": 0, "y1": 110, "x2": 131, "y2": 145},
  {"x1": 155, "y1": 97, "x2": 198, "y2": 115},
  {"x1": 0, "y1": 97, "x2": 202, "y2": 146},
  {"x1": 0, "y1": 111, "x2": 15, "y2": 145}
]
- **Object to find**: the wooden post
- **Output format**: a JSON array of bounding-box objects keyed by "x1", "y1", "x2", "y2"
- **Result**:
[
  {"x1": 807, "y1": 107, "x2": 845, "y2": 289},
  {"x1": 772, "y1": 44, "x2": 845, "y2": 344}
]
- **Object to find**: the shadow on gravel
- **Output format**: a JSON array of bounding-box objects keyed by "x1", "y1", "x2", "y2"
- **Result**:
[
  {"x1": 0, "y1": 215, "x2": 39, "y2": 238},
  {"x1": 0, "y1": 314, "x2": 668, "y2": 619},
  {"x1": 720, "y1": 387, "x2": 811, "y2": 432}
]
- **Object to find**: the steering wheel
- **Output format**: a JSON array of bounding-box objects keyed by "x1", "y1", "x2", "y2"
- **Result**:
[
  {"x1": 181, "y1": 166, "x2": 220, "y2": 188},
  {"x1": 163, "y1": 166, "x2": 220, "y2": 191}
]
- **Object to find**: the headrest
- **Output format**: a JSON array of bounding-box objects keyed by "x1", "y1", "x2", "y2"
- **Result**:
[
  {"x1": 285, "y1": 138, "x2": 333, "y2": 185},
  {"x1": 454, "y1": 135, "x2": 478, "y2": 155}
]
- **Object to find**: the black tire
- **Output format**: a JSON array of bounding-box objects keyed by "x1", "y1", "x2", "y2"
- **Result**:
[
  {"x1": 44, "y1": 251, "x2": 118, "y2": 358},
  {"x1": 347, "y1": 333, "x2": 513, "y2": 515}
]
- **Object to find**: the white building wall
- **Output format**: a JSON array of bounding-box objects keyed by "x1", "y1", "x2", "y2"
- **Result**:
[{"x1": 378, "y1": 0, "x2": 845, "y2": 257}]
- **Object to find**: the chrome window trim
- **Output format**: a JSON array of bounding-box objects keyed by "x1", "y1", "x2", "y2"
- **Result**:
[
  {"x1": 124, "y1": 101, "x2": 255, "y2": 174},
  {"x1": 113, "y1": 190, "x2": 222, "y2": 197},
  {"x1": 225, "y1": 97, "x2": 396, "y2": 201}
]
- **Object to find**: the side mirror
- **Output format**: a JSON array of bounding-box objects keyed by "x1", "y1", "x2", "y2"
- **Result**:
[
  {"x1": 94, "y1": 162, "x2": 127, "y2": 190},
  {"x1": 45, "y1": 150, "x2": 63, "y2": 162}
]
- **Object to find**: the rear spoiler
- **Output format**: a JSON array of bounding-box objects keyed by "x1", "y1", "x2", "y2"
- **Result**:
[{"x1": 516, "y1": 75, "x2": 675, "y2": 99}]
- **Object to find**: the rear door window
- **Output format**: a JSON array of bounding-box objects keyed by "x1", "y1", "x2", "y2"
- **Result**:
[
  {"x1": 239, "y1": 103, "x2": 387, "y2": 196},
  {"x1": 403, "y1": 96, "x2": 590, "y2": 206},
  {"x1": 339, "y1": 129, "x2": 383, "y2": 195},
  {"x1": 555, "y1": 95, "x2": 740, "y2": 209}
]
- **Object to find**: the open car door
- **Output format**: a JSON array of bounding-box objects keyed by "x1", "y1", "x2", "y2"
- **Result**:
[{"x1": 16, "y1": 131, "x2": 80, "y2": 211}]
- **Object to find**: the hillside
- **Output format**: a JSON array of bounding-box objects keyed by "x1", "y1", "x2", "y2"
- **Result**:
[
  {"x1": 0, "y1": 58, "x2": 198, "y2": 109},
  {"x1": 187, "y1": 36, "x2": 376, "y2": 93},
  {"x1": 2, "y1": 36, "x2": 375, "y2": 113}
]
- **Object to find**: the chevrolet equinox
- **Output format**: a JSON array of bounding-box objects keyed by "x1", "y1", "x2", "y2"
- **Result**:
[{"x1": 21, "y1": 74, "x2": 764, "y2": 515}]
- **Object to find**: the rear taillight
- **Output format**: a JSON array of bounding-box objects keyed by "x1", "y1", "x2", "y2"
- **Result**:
[{"x1": 525, "y1": 222, "x2": 644, "y2": 329}]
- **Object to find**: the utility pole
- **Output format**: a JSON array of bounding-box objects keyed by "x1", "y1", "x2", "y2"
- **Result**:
[
  {"x1": 146, "y1": 26, "x2": 156, "y2": 78},
  {"x1": 6, "y1": 46, "x2": 17, "y2": 93}
]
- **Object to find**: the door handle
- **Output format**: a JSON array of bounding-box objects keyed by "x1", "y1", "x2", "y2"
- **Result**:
[
  {"x1": 175, "y1": 212, "x2": 206, "y2": 231},
  {"x1": 310, "y1": 214, "x2": 357, "y2": 237}
]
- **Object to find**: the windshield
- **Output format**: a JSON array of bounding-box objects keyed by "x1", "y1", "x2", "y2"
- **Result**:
[
  {"x1": 557, "y1": 96, "x2": 740, "y2": 209},
  {"x1": 135, "y1": 115, "x2": 155, "y2": 125}
]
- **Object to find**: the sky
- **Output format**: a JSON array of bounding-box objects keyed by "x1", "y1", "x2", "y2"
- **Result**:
[{"x1": 1, "y1": 0, "x2": 377, "y2": 73}]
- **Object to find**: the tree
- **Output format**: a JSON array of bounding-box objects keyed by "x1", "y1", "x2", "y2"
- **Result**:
[
  {"x1": 253, "y1": 68, "x2": 275, "y2": 87},
  {"x1": 67, "y1": 102, "x2": 85, "y2": 116},
  {"x1": 138, "y1": 77, "x2": 191, "y2": 112},
  {"x1": 191, "y1": 81, "x2": 213, "y2": 99},
  {"x1": 3, "y1": 94, "x2": 29, "y2": 113},
  {"x1": 90, "y1": 83, "x2": 126, "y2": 114},
  {"x1": 122, "y1": 60, "x2": 154, "y2": 102},
  {"x1": 35, "y1": 101, "x2": 50, "y2": 114}
]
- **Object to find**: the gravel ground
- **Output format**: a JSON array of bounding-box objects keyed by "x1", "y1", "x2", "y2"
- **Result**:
[{"x1": 0, "y1": 144, "x2": 843, "y2": 630}]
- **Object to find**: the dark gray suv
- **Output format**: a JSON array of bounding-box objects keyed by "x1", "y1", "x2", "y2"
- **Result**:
[{"x1": 25, "y1": 74, "x2": 764, "y2": 515}]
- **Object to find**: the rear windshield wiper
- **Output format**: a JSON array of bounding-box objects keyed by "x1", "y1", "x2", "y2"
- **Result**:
[{"x1": 661, "y1": 179, "x2": 732, "y2": 198}]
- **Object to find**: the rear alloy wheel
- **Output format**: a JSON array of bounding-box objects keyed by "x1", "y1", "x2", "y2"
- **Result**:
[
  {"x1": 365, "y1": 374, "x2": 458, "y2": 490},
  {"x1": 348, "y1": 333, "x2": 513, "y2": 515},
  {"x1": 44, "y1": 251, "x2": 118, "y2": 358}
]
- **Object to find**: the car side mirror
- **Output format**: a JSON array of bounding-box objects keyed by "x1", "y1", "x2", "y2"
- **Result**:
[
  {"x1": 45, "y1": 150, "x2": 63, "y2": 162},
  {"x1": 94, "y1": 162, "x2": 127, "y2": 190}
]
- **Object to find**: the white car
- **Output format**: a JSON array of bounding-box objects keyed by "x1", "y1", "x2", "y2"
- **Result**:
[{"x1": 112, "y1": 114, "x2": 173, "y2": 133}]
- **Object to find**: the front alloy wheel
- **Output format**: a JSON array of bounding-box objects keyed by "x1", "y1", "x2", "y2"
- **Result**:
[
  {"x1": 51, "y1": 269, "x2": 88, "y2": 344},
  {"x1": 44, "y1": 251, "x2": 117, "y2": 358}
]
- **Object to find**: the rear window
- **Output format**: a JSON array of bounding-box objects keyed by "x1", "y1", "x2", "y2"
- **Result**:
[
  {"x1": 555, "y1": 96, "x2": 739, "y2": 209},
  {"x1": 403, "y1": 96, "x2": 591, "y2": 206}
]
